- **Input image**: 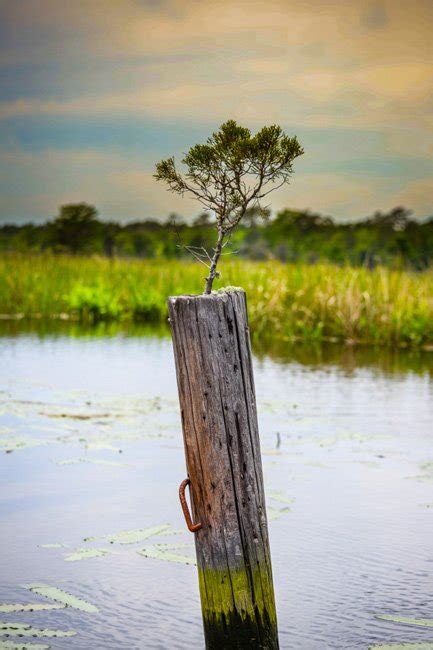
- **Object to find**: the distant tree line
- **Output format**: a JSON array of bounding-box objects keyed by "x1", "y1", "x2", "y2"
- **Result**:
[{"x1": 1, "y1": 202, "x2": 433, "y2": 269}]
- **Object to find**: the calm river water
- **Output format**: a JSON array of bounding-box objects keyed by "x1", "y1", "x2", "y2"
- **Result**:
[{"x1": 1, "y1": 325, "x2": 432, "y2": 649}]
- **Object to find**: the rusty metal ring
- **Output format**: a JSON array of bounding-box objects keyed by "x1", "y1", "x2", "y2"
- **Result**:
[{"x1": 179, "y1": 478, "x2": 202, "y2": 533}]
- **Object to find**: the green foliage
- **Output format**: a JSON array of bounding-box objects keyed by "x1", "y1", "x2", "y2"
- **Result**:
[
  {"x1": 66, "y1": 284, "x2": 122, "y2": 321},
  {"x1": 66, "y1": 281, "x2": 166, "y2": 322},
  {"x1": 2, "y1": 205, "x2": 433, "y2": 270},
  {"x1": 155, "y1": 121, "x2": 303, "y2": 219},
  {"x1": 47, "y1": 203, "x2": 101, "y2": 254},
  {"x1": 1, "y1": 255, "x2": 433, "y2": 347},
  {"x1": 155, "y1": 120, "x2": 303, "y2": 292}
]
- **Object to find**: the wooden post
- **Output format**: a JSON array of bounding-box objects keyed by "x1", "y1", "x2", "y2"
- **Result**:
[{"x1": 168, "y1": 289, "x2": 279, "y2": 649}]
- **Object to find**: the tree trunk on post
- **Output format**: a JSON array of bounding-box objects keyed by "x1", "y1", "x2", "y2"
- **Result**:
[{"x1": 168, "y1": 289, "x2": 279, "y2": 649}]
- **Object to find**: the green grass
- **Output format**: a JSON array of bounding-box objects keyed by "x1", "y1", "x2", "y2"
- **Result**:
[{"x1": 1, "y1": 254, "x2": 433, "y2": 347}]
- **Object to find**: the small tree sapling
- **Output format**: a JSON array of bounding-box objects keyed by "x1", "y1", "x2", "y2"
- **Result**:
[{"x1": 155, "y1": 120, "x2": 303, "y2": 294}]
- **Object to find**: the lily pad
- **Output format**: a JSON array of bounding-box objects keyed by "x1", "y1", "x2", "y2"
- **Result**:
[
  {"x1": 64, "y1": 548, "x2": 112, "y2": 562},
  {"x1": 84, "y1": 523, "x2": 178, "y2": 545},
  {"x1": 369, "y1": 644, "x2": 433, "y2": 649},
  {"x1": 0, "y1": 622, "x2": 75, "y2": 638},
  {"x1": 421, "y1": 462, "x2": 433, "y2": 474},
  {"x1": 105, "y1": 524, "x2": 172, "y2": 545},
  {"x1": 40, "y1": 412, "x2": 110, "y2": 420},
  {"x1": 407, "y1": 462, "x2": 433, "y2": 482},
  {"x1": 268, "y1": 491, "x2": 293, "y2": 505},
  {"x1": 52, "y1": 458, "x2": 127, "y2": 467},
  {"x1": 0, "y1": 604, "x2": 64, "y2": 613},
  {"x1": 0, "y1": 643, "x2": 50, "y2": 649},
  {"x1": 267, "y1": 506, "x2": 290, "y2": 521},
  {"x1": 376, "y1": 615, "x2": 433, "y2": 628},
  {"x1": 83, "y1": 441, "x2": 121, "y2": 452},
  {"x1": 0, "y1": 438, "x2": 49, "y2": 453},
  {"x1": 25, "y1": 585, "x2": 98, "y2": 613},
  {"x1": 38, "y1": 544, "x2": 67, "y2": 549},
  {"x1": 138, "y1": 543, "x2": 196, "y2": 565}
]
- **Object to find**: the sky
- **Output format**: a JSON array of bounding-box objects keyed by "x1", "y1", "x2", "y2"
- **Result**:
[{"x1": 0, "y1": 0, "x2": 432, "y2": 224}]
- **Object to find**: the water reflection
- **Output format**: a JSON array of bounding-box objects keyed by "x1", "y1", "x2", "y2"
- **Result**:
[
  {"x1": 254, "y1": 338, "x2": 433, "y2": 378},
  {"x1": 0, "y1": 323, "x2": 432, "y2": 649},
  {"x1": 1, "y1": 319, "x2": 432, "y2": 378}
]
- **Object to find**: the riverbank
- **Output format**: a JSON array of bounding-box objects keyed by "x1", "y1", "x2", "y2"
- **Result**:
[{"x1": 1, "y1": 254, "x2": 433, "y2": 347}]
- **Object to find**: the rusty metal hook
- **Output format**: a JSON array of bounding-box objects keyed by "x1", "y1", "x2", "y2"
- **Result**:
[{"x1": 179, "y1": 478, "x2": 202, "y2": 533}]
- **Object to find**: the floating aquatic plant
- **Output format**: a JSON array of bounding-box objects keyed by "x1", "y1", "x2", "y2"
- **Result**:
[
  {"x1": 38, "y1": 544, "x2": 67, "y2": 549},
  {"x1": 0, "y1": 604, "x2": 64, "y2": 613},
  {"x1": 25, "y1": 585, "x2": 98, "y2": 613},
  {"x1": 268, "y1": 491, "x2": 293, "y2": 505},
  {"x1": 267, "y1": 506, "x2": 291, "y2": 521},
  {"x1": 376, "y1": 615, "x2": 433, "y2": 628},
  {"x1": 0, "y1": 622, "x2": 75, "y2": 638},
  {"x1": 138, "y1": 543, "x2": 196, "y2": 565},
  {"x1": 63, "y1": 548, "x2": 112, "y2": 562},
  {"x1": 104, "y1": 524, "x2": 172, "y2": 545},
  {"x1": 0, "y1": 642, "x2": 50, "y2": 649},
  {"x1": 409, "y1": 462, "x2": 433, "y2": 482},
  {"x1": 368, "y1": 642, "x2": 433, "y2": 650},
  {"x1": 40, "y1": 412, "x2": 110, "y2": 420},
  {"x1": 52, "y1": 458, "x2": 127, "y2": 467},
  {"x1": 0, "y1": 438, "x2": 49, "y2": 454},
  {"x1": 83, "y1": 523, "x2": 178, "y2": 545},
  {"x1": 82, "y1": 440, "x2": 121, "y2": 452}
]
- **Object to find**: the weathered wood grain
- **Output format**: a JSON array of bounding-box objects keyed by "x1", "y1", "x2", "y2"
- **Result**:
[{"x1": 168, "y1": 289, "x2": 279, "y2": 649}]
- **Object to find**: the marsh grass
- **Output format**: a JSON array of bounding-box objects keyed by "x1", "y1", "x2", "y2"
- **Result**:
[{"x1": 1, "y1": 254, "x2": 433, "y2": 347}]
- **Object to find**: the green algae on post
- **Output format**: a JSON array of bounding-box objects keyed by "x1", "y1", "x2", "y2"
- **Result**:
[{"x1": 197, "y1": 564, "x2": 278, "y2": 649}]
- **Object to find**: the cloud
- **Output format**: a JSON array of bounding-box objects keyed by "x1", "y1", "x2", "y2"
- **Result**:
[
  {"x1": 360, "y1": 2, "x2": 389, "y2": 30},
  {"x1": 0, "y1": 0, "x2": 432, "y2": 221},
  {"x1": 1, "y1": 146, "x2": 429, "y2": 225},
  {"x1": 0, "y1": 147, "x2": 198, "y2": 223},
  {"x1": 393, "y1": 177, "x2": 433, "y2": 216},
  {"x1": 1, "y1": 1, "x2": 432, "y2": 135},
  {"x1": 271, "y1": 172, "x2": 385, "y2": 219}
]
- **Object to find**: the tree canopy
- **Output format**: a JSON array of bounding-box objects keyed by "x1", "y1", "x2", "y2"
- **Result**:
[
  {"x1": 2, "y1": 204, "x2": 433, "y2": 271},
  {"x1": 48, "y1": 203, "x2": 100, "y2": 253},
  {"x1": 155, "y1": 120, "x2": 303, "y2": 292}
]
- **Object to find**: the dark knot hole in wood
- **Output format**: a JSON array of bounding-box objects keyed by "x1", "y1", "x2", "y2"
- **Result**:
[{"x1": 179, "y1": 477, "x2": 203, "y2": 533}]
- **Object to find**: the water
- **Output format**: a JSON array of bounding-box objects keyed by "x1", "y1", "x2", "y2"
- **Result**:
[{"x1": 1, "y1": 326, "x2": 432, "y2": 649}]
